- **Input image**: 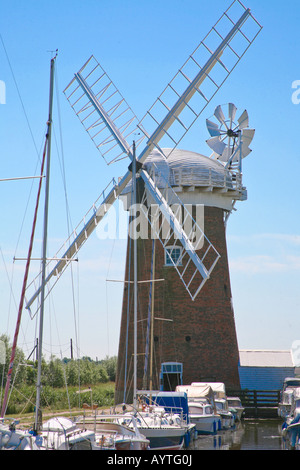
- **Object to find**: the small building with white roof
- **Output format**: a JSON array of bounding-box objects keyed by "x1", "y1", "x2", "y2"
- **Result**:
[{"x1": 238, "y1": 350, "x2": 296, "y2": 390}]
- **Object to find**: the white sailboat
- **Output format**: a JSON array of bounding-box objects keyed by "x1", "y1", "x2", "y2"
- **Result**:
[
  {"x1": 76, "y1": 414, "x2": 149, "y2": 450},
  {"x1": 0, "y1": 53, "x2": 58, "y2": 451},
  {"x1": 28, "y1": 53, "x2": 103, "y2": 451},
  {"x1": 123, "y1": 410, "x2": 187, "y2": 450},
  {"x1": 39, "y1": 417, "x2": 98, "y2": 450}
]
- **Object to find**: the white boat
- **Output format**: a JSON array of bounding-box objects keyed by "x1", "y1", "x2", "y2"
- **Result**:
[
  {"x1": 282, "y1": 387, "x2": 300, "y2": 450},
  {"x1": 0, "y1": 418, "x2": 41, "y2": 450},
  {"x1": 278, "y1": 377, "x2": 300, "y2": 419},
  {"x1": 215, "y1": 398, "x2": 235, "y2": 429},
  {"x1": 121, "y1": 406, "x2": 187, "y2": 450},
  {"x1": 227, "y1": 397, "x2": 245, "y2": 421},
  {"x1": 140, "y1": 391, "x2": 197, "y2": 448},
  {"x1": 176, "y1": 384, "x2": 221, "y2": 434},
  {"x1": 191, "y1": 382, "x2": 235, "y2": 429},
  {"x1": 188, "y1": 401, "x2": 221, "y2": 435},
  {"x1": 278, "y1": 388, "x2": 294, "y2": 420},
  {"x1": 76, "y1": 414, "x2": 149, "y2": 450},
  {"x1": 39, "y1": 417, "x2": 99, "y2": 450}
]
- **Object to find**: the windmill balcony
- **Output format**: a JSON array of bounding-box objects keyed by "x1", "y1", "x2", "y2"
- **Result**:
[{"x1": 170, "y1": 166, "x2": 239, "y2": 192}]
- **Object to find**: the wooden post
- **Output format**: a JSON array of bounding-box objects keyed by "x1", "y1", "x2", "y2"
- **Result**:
[{"x1": 254, "y1": 390, "x2": 257, "y2": 417}]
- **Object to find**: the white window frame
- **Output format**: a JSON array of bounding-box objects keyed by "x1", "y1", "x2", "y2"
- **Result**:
[{"x1": 165, "y1": 246, "x2": 183, "y2": 267}]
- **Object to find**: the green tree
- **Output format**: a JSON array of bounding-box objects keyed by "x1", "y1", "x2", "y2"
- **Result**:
[
  {"x1": 0, "y1": 334, "x2": 26, "y2": 387},
  {"x1": 80, "y1": 358, "x2": 94, "y2": 385},
  {"x1": 66, "y1": 360, "x2": 79, "y2": 386},
  {"x1": 96, "y1": 364, "x2": 109, "y2": 383},
  {"x1": 46, "y1": 358, "x2": 65, "y2": 388},
  {"x1": 101, "y1": 355, "x2": 117, "y2": 381}
]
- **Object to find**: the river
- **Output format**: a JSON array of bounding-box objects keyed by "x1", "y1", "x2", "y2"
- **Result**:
[{"x1": 190, "y1": 419, "x2": 289, "y2": 450}]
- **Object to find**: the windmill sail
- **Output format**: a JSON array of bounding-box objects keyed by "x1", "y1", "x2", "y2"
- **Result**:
[
  {"x1": 25, "y1": 0, "x2": 262, "y2": 312},
  {"x1": 137, "y1": 0, "x2": 262, "y2": 154},
  {"x1": 64, "y1": 56, "x2": 146, "y2": 165}
]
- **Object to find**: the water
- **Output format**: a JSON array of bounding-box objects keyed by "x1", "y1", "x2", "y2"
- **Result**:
[{"x1": 190, "y1": 419, "x2": 287, "y2": 450}]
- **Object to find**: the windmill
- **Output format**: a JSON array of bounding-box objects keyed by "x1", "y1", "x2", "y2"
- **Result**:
[{"x1": 24, "y1": 0, "x2": 262, "y2": 402}]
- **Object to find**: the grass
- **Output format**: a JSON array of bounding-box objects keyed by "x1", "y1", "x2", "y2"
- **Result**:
[{"x1": 4, "y1": 382, "x2": 115, "y2": 428}]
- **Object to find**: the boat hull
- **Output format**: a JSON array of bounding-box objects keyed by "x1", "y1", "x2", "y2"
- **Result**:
[
  {"x1": 234, "y1": 408, "x2": 245, "y2": 421},
  {"x1": 189, "y1": 415, "x2": 221, "y2": 435},
  {"x1": 139, "y1": 427, "x2": 185, "y2": 450},
  {"x1": 115, "y1": 439, "x2": 149, "y2": 451},
  {"x1": 219, "y1": 413, "x2": 234, "y2": 430},
  {"x1": 278, "y1": 404, "x2": 291, "y2": 419},
  {"x1": 282, "y1": 421, "x2": 300, "y2": 449}
]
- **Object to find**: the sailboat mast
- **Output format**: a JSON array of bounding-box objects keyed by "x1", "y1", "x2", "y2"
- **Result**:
[
  {"x1": 34, "y1": 54, "x2": 56, "y2": 432},
  {"x1": 149, "y1": 239, "x2": 155, "y2": 396},
  {"x1": 132, "y1": 141, "x2": 137, "y2": 410}
]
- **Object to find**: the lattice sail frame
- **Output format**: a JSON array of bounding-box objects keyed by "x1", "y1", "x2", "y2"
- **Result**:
[
  {"x1": 64, "y1": 56, "x2": 146, "y2": 165},
  {"x1": 136, "y1": 0, "x2": 262, "y2": 157}
]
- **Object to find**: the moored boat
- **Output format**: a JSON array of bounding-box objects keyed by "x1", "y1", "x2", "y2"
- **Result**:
[
  {"x1": 215, "y1": 398, "x2": 235, "y2": 429},
  {"x1": 278, "y1": 378, "x2": 300, "y2": 420},
  {"x1": 76, "y1": 414, "x2": 149, "y2": 450},
  {"x1": 278, "y1": 389, "x2": 294, "y2": 420},
  {"x1": 39, "y1": 417, "x2": 98, "y2": 450},
  {"x1": 282, "y1": 387, "x2": 300, "y2": 450},
  {"x1": 120, "y1": 406, "x2": 187, "y2": 450},
  {"x1": 191, "y1": 382, "x2": 235, "y2": 429},
  {"x1": 0, "y1": 418, "x2": 41, "y2": 450},
  {"x1": 176, "y1": 384, "x2": 221, "y2": 434},
  {"x1": 227, "y1": 397, "x2": 245, "y2": 421},
  {"x1": 188, "y1": 401, "x2": 221, "y2": 435}
]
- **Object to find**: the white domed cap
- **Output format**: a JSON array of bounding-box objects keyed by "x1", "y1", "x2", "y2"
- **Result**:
[
  {"x1": 120, "y1": 147, "x2": 241, "y2": 211},
  {"x1": 143, "y1": 148, "x2": 170, "y2": 188},
  {"x1": 164, "y1": 148, "x2": 232, "y2": 188}
]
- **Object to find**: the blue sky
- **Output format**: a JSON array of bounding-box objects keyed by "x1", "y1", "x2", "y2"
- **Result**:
[{"x1": 0, "y1": 0, "x2": 300, "y2": 363}]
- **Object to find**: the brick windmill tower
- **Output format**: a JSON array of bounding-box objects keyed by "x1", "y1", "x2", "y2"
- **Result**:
[
  {"x1": 24, "y1": 2, "x2": 261, "y2": 408},
  {"x1": 115, "y1": 101, "x2": 255, "y2": 403}
]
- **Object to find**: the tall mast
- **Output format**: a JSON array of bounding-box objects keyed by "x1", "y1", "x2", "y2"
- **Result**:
[
  {"x1": 149, "y1": 239, "x2": 155, "y2": 399},
  {"x1": 34, "y1": 53, "x2": 56, "y2": 432},
  {"x1": 132, "y1": 141, "x2": 137, "y2": 410}
]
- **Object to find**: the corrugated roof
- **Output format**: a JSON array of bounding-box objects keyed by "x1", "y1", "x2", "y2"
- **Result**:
[{"x1": 239, "y1": 350, "x2": 295, "y2": 368}]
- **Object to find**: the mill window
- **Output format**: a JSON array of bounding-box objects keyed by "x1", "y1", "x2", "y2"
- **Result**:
[{"x1": 165, "y1": 246, "x2": 182, "y2": 266}]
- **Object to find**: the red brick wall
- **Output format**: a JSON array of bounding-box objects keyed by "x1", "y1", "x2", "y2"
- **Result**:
[{"x1": 115, "y1": 206, "x2": 240, "y2": 404}]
